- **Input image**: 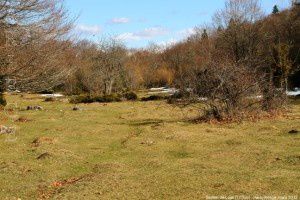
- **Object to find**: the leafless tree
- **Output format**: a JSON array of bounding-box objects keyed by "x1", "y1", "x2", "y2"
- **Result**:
[
  {"x1": 192, "y1": 61, "x2": 262, "y2": 121},
  {"x1": 0, "y1": 0, "x2": 74, "y2": 96},
  {"x1": 67, "y1": 38, "x2": 129, "y2": 95},
  {"x1": 213, "y1": 0, "x2": 264, "y2": 64},
  {"x1": 92, "y1": 38, "x2": 128, "y2": 95}
]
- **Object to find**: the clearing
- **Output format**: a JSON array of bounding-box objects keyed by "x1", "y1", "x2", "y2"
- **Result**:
[{"x1": 0, "y1": 94, "x2": 299, "y2": 199}]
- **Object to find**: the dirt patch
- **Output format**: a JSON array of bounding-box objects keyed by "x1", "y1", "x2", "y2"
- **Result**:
[
  {"x1": 38, "y1": 174, "x2": 92, "y2": 199},
  {"x1": 52, "y1": 177, "x2": 83, "y2": 187}
]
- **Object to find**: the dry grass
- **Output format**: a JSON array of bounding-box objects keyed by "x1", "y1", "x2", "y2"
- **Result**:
[{"x1": 0, "y1": 94, "x2": 299, "y2": 199}]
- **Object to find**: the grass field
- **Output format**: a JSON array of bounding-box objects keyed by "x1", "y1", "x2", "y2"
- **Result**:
[{"x1": 0, "y1": 94, "x2": 299, "y2": 199}]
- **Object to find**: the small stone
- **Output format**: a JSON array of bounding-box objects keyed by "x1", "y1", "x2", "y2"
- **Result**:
[
  {"x1": 0, "y1": 125, "x2": 15, "y2": 134},
  {"x1": 72, "y1": 106, "x2": 80, "y2": 111},
  {"x1": 34, "y1": 106, "x2": 43, "y2": 110},
  {"x1": 27, "y1": 105, "x2": 43, "y2": 111}
]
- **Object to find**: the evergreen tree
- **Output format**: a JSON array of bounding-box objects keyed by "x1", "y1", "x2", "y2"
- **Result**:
[
  {"x1": 272, "y1": 5, "x2": 279, "y2": 14},
  {"x1": 201, "y1": 29, "x2": 209, "y2": 40},
  {"x1": 217, "y1": 26, "x2": 223, "y2": 32}
]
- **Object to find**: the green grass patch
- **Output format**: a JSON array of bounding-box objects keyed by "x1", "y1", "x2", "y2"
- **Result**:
[{"x1": 0, "y1": 94, "x2": 299, "y2": 199}]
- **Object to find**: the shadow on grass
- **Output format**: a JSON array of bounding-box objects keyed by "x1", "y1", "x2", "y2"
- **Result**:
[
  {"x1": 122, "y1": 118, "x2": 195, "y2": 127},
  {"x1": 128, "y1": 119, "x2": 164, "y2": 127},
  {"x1": 168, "y1": 145, "x2": 192, "y2": 159}
]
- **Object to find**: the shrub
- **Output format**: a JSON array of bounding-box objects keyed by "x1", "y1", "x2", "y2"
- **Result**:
[
  {"x1": 69, "y1": 94, "x2": 121, "y2": 104},
  {"x1": 123, "y1": 92, "x2": 138, "y2": 101},
  {"x1": 93, "y1": 94, "x2": 121, "y2": 103},
  {"x1": 69, "y1": 95, "x2": 94, "y2": 104},
  {"x1": 184, "y1": 63, "x2": 264, "y2": 121},
  {"x1": 141, "y1": 95, "x2": 165, "y2": 102}
]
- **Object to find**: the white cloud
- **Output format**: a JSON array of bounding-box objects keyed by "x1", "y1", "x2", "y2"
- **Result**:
[
  {"x1": 116, "y1": 33, "x2": 140, "y2": 41},
  {"x1": 137, "y1": 27, "x2": 169, "y2": 37},
  {"x1": 178, "y1": 28, "x2": 197, "y2": 38},
  {"x1": 116, "y1": 27, "x2": 169, "y2": 41},
  {"x1": 76, "y1": 24, "x2": 102, "y2": 35},
  {"x1": 109, "y1": 17, "x2": 130, "y2": 24}
]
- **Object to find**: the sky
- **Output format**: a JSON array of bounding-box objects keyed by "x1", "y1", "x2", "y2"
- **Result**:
[{"x1": 65, "y1": 0, "x2": 291, "y2": 48}]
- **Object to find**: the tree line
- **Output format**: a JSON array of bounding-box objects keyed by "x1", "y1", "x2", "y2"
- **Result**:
[{"x1": 0, "y1": 0, "x2": 299, "y2": 120}]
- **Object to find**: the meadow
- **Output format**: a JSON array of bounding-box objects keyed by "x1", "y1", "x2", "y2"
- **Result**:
[{"x1": 0, "y1": 94, "x2": 299, "y2": 199}]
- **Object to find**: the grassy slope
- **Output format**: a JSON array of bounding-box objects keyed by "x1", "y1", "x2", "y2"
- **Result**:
[{"x1": 0, "y1": 94, "x2": 299, "y2": 199}]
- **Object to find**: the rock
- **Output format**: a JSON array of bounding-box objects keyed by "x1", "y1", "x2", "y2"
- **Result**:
[
  {"x1": 0, "y1": 126, "x2": 15, "y2": 134},
  {"x1": 289, "y1": 130, "x2": 299, "y2": 134},
  {"x1": 34, "y1": 106, "x2": 43, "y2": 110},
  {"x1": 27, "y1": 106, "x2": 43, "y2": 111}
]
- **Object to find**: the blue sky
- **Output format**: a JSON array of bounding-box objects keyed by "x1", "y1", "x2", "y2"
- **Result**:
[{"x1": 65, "y1": 0, "x2": 290, "y2": 48}]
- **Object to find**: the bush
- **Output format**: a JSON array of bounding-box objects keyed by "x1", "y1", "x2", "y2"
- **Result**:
[
  {"x1": 123, "y1": 92, "x2": 138, "y2": 101},
  {"x1": 69, "y1": 95, "x2": 93, "y2": 104},
  {"x1": 69, "y1": 94, "x2": 121, "y2": 104},
  {"x1": 93, "y1": 94, "x2": 121, "y2": 103},
  {"x1": 188, "y1": 63, "x2": 263, "y2": 121},
  {"x1": 141, "y1": 95, "x2": 165, "y2": 102}
]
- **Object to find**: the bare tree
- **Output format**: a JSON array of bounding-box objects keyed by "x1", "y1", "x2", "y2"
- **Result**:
[
  {"x1": 93, "y1": 38, "x2": 128, "y2": 95},
  {"x1": 213, "y1": 0, "x2": 264, "y2": 64},
  {"x1": 193, "y1": 61, "x2": 262, "y2": 121},
  {"x1": 0, "y1": 0, "x2": 73, "y2": 100},
  {"x1": 68, "y1": 38, "x2": 129, "y2": 95}
]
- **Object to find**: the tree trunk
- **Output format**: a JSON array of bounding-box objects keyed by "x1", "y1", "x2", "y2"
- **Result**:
[
  {"x1": 0, "y1": 75, "x2": 7, "y2": 106},
  {"x1": 285, "y1": 77, "x2": 288, "y2": 93},
  {"x1": 107, "y1": 79, "x2": 114, "y2": 95},
  {"x1": 262, "y1": 68, "x2": 275, "y2": 111}
]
